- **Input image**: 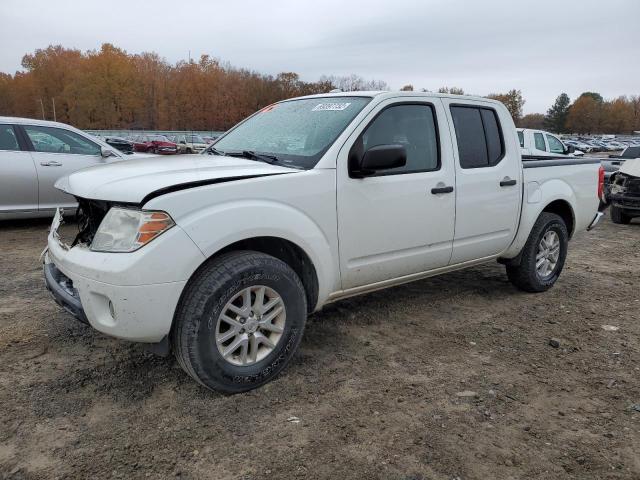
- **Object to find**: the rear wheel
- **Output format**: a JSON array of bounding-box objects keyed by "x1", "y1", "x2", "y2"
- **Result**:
[
  {"x1": 172, "y1": 251, "x2": 307, "y2": 393},
  {"x1": 506, "y1": 212, "x2": 568, "y2": 293},
  {"x1": 610, "y1": 205, "x2": 631, "y2": 224}
]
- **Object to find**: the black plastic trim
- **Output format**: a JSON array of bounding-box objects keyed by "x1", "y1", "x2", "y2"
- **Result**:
[
  {"x1": 140, "y1": 172, "x2": 294, "y2": 205},
  {"x1": 43, "y1": 262, "x2": 88, "y2": 324},
  {"x1": 522, "y1": 157, "x2": 601, "y2": 168}
]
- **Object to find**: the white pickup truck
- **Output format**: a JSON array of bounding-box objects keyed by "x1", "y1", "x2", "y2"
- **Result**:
[
  {"x1": 517, "y1": 128, "x2": 582, "y2": 157},
  {"x1": 44, "y1": 92, "x2": 604, "y2": 392}
]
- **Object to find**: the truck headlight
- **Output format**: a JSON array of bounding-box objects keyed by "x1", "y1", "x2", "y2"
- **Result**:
[{"x1": 91, "y1": 207, "x2": 174, "y2": 252}]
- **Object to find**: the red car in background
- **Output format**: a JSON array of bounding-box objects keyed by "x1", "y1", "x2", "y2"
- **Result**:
[{"x1": 130, "y1": 135, "x2": 178, "y2": 154}]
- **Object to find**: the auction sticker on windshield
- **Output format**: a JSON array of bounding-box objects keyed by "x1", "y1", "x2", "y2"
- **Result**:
[{"x1": 312, "y1": 103, "x2": 351, "y2": 111}]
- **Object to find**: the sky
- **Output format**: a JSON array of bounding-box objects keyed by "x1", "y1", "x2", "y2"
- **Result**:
[{"x1": 1, "y1": 0, "x2": 639, "y2": 114}]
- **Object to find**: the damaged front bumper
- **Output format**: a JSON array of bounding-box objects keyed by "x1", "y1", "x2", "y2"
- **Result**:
[
  {"x1": 43, "y1": 258, "x2": 88, "y2": 324},
  {"x1": 42, "y1": 208, "x2": 204, "y2": 344}
]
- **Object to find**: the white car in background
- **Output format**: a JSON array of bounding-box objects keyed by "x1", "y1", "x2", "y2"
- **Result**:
[
  {"x1": 0, "y1": 117, "x2": 125, "y2": 219},
  {"x1": 517, "y1": 128, "x2": 583, "y2": 157}
]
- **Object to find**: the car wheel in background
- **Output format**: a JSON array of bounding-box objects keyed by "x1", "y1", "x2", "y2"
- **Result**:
[
  {"x1": 506, "y1": 212, "x2": 568, "y2": 293},
  {"x1": 172, "y1": 251, "x2": 307, "y2": 393},
  {"x1": 610, "y1": 205, "x2": 631, "y2": 225}
]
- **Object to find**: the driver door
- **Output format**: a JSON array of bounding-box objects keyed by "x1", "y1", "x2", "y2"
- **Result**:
[
  {"x1": 19, "y1": 124, "x2": 104, "y2": 211},
  {"x1": 336, "y1": 99, "x2": 456, "y2": 289}
]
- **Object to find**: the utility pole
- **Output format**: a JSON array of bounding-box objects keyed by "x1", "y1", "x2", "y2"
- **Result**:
[
  {"x1": 52, "y1": 98, "x2": 57, "y2": 122},
  {"x1": 38, "y1": 98, "x2": 45, "y2": 120}
]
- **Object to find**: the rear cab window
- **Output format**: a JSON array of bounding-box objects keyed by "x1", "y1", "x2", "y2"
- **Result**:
[
  {"x1": 450, "y1": 105, "x2": 505, "y2": 168},
  {"x1": 517, "y1": 131, "x2": 524, "y2": 148}
]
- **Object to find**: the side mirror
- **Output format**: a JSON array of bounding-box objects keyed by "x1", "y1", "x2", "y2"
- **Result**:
[
  {"x1": 353, "y1": 144, "x2": 407, "y2": 177},
  {"x1": 565, "y1": 144, "x2": 575, "y2": 154},
  {"x1": 101, "y1": 147, "x2": 116, "y2": 158}
]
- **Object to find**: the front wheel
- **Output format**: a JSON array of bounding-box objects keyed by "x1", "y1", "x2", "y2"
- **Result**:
[
  {"x1": 172, "y1": 251, "x2": 307, "y2": 393},
  {"x1": 610, "y1": 205, "x2": 631, "y2": 224},
  {"x1": 506, "y1": 212, "x2": 568, "y2": 293}
]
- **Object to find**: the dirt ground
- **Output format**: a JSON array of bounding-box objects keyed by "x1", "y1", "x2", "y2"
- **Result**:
[{"x1": 0, "y1": 215, "x2": 639, "y2": 480}]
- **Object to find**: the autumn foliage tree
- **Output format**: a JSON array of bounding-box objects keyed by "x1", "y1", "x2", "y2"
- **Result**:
[
  {"x1": 0, "y1": 44, "x2": 355, "y2": 130},
  {"x1": 487, "y1": 89, "x2": 525, "y2": 123}
]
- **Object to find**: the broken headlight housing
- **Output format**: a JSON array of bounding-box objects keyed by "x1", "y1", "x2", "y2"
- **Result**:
[{"x1": 90, "y1": 207, "x2": 174, "y2": 253}]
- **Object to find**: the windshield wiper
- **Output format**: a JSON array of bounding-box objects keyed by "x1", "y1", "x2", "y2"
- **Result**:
[
  {"x1": 207, "y1": 147, "x2": 226, "y2": 156},
  {"x1": 225, "y1": 150, "x2": 280, "y2": 165}
]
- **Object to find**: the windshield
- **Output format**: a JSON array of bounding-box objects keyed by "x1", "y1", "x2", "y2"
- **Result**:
[
  {"x1": 209, "y1": 96, "x2": 372, "y2": 169},
  {"x1": 187, "y1": 135, "x2": 205, "y2": 143}
]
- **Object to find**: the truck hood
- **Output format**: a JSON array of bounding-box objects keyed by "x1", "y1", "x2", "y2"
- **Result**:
[
  {"x1": 55, "y1": 154, "x2": 299, "y2": 204},
  {"x1": 619, "y1": 158, "x2": 640, "y2": 178}
]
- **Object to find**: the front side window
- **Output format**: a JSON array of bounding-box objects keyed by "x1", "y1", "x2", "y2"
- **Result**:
[
  {"x1": 0, "y1": 125, "x2": 19, "y2": 151},
  {"x1": 534, "y1": 132, "x2": 547, "y2": 151},
  {"x1": 24, "y1": 125, "x2": 101, "y2": 155},
  {"x1": 211, "y1": 96, "x2": 372, "y2": 169},
  {"x1": 450, "y1": 106, "x2": 504, "y2": 169},
  {"x1": 546, "y1": 134, "x2": 565, "y2": 154},
  {"x1": 358, "y1": 104, "x2": 439, "y2": 174}
]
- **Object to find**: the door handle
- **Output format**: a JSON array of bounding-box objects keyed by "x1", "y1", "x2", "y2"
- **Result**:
[
  {"x1": 500, "y1": 178, "x2": 517, "y2": 187},
  {"x1": 40, "y1": 161, "x2": 63, "y2": 167},
  {"x1": 431, "y1": 185, "x2": 454, "y2": 194}
]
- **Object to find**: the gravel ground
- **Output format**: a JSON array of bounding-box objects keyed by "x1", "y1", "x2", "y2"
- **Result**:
[{"x1": 1, "y1": 215, "x2": 639, "y2": 479}]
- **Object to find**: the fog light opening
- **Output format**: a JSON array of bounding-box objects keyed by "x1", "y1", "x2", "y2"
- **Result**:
[{"x1": 108, "y1": 300, "x2": 116, "y2": 320}]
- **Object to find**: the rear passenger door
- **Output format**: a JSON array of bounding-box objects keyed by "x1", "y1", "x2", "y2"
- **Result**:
[
  {"x1": 20, "y1": 125, "x2": 104, "y2": 212},
  {"x1": 0, "y1": 124, "x2": 38, "y2": 214},
  {"x1": 443, "y1": 100, "x2": 521, "y2": 264}
]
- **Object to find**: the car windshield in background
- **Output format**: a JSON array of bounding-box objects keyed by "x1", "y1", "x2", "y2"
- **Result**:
[
  {"x1": 210, "y1": 96, "x2": 372, "y2": 169},
  {"x1": 148, "y1": 135, "x2": 170, "y2": 142},
  {"x1": 621, "y1": 146, "x2": 640, "y2": 158},
  {"x1": 188, "y1": 135, "x2": 205, "y2": 143}
]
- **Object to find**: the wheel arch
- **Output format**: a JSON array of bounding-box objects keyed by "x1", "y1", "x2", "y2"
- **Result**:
[
  {"x1": 541, "y1": 199, "x2": 575, "y2": 238},
  {"x1": 216, "y1": 236, "x2": 319, "y2": 314}
]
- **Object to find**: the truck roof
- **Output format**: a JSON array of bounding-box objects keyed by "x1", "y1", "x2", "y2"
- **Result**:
[{"x1": 291, "y1": 90, "x2": 504, "y2": 107}]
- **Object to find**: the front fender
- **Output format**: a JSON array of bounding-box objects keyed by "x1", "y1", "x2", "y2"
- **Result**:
[
  {"x1": 171, "y1": 199, "x2": 338, "y2": 308},
  {"x1": 502, "y1": 179, "x2": 577, "y2": 259}
]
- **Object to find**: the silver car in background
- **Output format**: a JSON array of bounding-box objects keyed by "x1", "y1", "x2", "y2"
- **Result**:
[{"x1": 0, "y1": 117, "x2": 125, "y2": 220}]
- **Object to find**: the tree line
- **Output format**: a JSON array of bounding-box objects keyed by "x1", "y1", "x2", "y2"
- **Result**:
[
  {"x1": 519, "y1": 92, "x2": 640, "y2": 134},
  {"x1": 0, "y1": 43, "x2": 638, "y2": 134},
  {"x1": 0, "y1": 44, "x2": 387, "y2": 131}
]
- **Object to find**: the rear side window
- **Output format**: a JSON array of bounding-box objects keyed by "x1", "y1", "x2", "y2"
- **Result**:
[
  {"x1": 450, "y1": 106, "x2": 504, "y2": 169},
  {"x1": 534, "y1": 132, "x2": 546, "y2": 151},
  {"x1": 0, "y1": 125, "x2": 19, "y2": 151}
]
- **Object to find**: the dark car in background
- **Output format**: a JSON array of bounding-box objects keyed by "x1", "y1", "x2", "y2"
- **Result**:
[
  {"x1": 130, "y1": 135, "x2": 178, "y2": 154},
  {"x1": 104, "y1": 136, "x2": 134, "y2": 154},
  {"x1": 608, "y1": 159, "x2": 640, "y2": 224}
]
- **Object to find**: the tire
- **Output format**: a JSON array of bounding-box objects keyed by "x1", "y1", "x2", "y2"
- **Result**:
[
  {"x1": 506, "y1": 212, "x2": 568, "y2": 293},
  {"x1": 610, "y1": 205, "x2": 631, "y2": 225},
  {"x1": 172, "y1": 251, "x2": 307, "y2": 393},
  {"x1": 186, "y1": 148, "x2": 192, "y2": 154}
]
